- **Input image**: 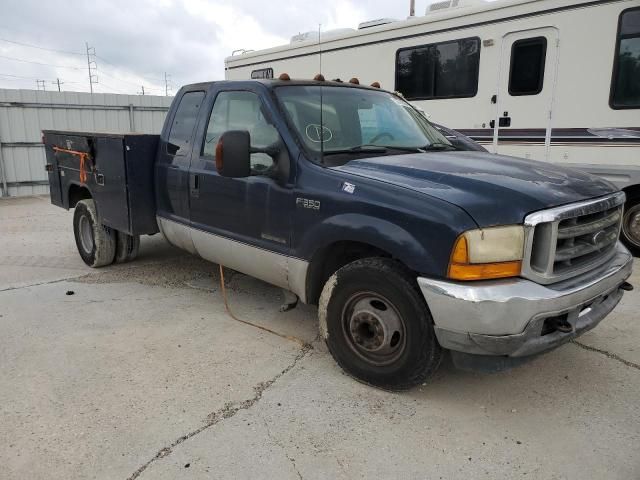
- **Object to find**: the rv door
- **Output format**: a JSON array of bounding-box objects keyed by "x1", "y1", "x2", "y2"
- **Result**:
[{"x1": 492, "y1": 28, "x2": 559, "y2": 161}]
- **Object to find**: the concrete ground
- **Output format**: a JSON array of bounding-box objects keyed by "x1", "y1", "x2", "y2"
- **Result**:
[{"x1": 1, "y1": 195, "x2": 639, "y2": 480}]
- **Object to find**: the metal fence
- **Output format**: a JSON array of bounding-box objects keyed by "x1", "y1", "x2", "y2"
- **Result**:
[{"x1": 0, "y1": 89, "x2": 173, "y2": 197}]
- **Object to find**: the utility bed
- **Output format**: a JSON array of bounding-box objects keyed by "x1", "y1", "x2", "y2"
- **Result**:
[{"x1": 43, "y1": 131, "x2": 159, "y2": 236}]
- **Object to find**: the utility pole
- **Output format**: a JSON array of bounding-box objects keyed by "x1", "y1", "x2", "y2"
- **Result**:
[
  {"x1": 409, "y1": 0, "x2": 416, "y2": 16},
  {"x1": 85, "y1": 42, "x2": 98, "y2": 93},
  {"x1": 138, "y1": 85, "x2": 145, "y2": 95},
  {"x1": 164, "y1": 72, "x2": 172, "y2": 96},
  {"x1": 36, "y1": 79, "x2": 46, "y2": 91},
  {"x1": 52, "y1": 78, "x2": 63, "y2": 92}
]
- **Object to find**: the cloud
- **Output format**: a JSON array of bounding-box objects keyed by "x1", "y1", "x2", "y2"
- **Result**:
[{"x1": 0, "y1": 0, "x2": 444, "y2": 93}]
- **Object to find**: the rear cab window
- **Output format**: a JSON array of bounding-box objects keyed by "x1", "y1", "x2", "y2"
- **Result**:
[{"x1": 167, "y1": 91, "x2": 205, "y2": 155}]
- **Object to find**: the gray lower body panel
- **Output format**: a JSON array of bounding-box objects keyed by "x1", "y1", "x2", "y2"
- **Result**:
[{"x1": 157, "y1": 216, "x2": 309, "y2": 302}]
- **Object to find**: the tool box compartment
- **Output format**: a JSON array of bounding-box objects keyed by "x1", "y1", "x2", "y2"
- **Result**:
[{"x1": 43, "y1": 131, "x2": 160, "y2": 236}]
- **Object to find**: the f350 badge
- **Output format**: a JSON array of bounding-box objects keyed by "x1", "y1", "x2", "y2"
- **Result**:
[{"x1": 296, "y1": 197, "x2": 320, "y2": 210}]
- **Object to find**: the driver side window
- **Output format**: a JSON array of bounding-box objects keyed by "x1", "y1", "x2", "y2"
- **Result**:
[{"x1": 202, "y1": 91, "x2": 279, "y2": 172}]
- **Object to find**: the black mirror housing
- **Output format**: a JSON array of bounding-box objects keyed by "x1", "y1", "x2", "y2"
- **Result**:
[{"x1": 216, "y1": 130, "x2": 251, "y2": 178}]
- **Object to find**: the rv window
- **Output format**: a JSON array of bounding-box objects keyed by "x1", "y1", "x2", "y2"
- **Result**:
[
  {"x1": 395, "y1": 37, "x2": 480, "y2": 100},
  {"x1": 611, "y1": 7, "x2": 640, "y2": 109},
  {"x1": 508, "y1": 37, "x2": 547, "y2": 96},
  {"x1": 167, "y1": 91, "x2": 205, "y2": 156}
]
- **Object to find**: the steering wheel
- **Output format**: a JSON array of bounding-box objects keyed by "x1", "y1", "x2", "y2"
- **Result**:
[{"x1": 368, "y1": 132, "x2": 395, "y2": 144}]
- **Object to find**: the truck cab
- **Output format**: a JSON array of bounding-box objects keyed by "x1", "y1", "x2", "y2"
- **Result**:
[{"x1": 44, "y1": 79, "x2": 634, "y2": 390}]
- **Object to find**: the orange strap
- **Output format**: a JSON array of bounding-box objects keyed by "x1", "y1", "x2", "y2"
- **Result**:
[
  {"x1": 52, "y1": 146, "x2": 91, "y2": 183},
  {"x1": 217, "y1": 264, "x2": 308, "y2": 347}
]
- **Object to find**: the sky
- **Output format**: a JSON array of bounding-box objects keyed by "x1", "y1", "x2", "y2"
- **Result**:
[{"x1": 0, "y1": 0, "x2": 454, "y2": 95}]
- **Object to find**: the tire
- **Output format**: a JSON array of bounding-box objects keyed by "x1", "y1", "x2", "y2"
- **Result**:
[
  {"x1": 622, "y1": 195, "x2": 640, "y2": 257},
  {"x1": 73, "y1": 199, "x2": 116, "y2": 267},
  {"x1": 115, "y1": 231, "x2": 140, "y2": 263},
  {"x1": 319, "y1": 258, "x2": 442, "y2": 390}
]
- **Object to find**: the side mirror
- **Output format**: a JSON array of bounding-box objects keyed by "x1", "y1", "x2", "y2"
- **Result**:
[{"x1": 215, "y1": 130, "x2": 251, "y2": 178}]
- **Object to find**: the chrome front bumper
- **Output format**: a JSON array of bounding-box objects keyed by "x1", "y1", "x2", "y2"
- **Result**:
[{"x1": 418, "y1": 243, "x2": 633, "y2": 359}]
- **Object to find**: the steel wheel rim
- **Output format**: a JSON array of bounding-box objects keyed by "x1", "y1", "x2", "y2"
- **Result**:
[
  {"x1": 341, "y1": 292, "x2": 406, "y2": 366},
  {"x1": 622, "y1": 204, "x2": 640, "y2": 248},
  {"x1": 78, "y1": 214, "x2": 94, "y2": 254}
]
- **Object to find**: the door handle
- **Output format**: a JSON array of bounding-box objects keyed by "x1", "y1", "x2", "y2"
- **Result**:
[{"x1": 190, "y1": 173, "x2": 199, "y2": 198}]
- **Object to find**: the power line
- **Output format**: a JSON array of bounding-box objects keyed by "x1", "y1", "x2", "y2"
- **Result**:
[
  {"x1": 0, "y1": 72, "x2": 46, "y2": 80},
  {"x1": 94, "y1": 81, "x2": 129, "y2": 94},
  {"x1": 0, "y1": 72, "x2": 81, "y2": 85},
  {"x1": 0, "y1": 54, "x2": 84, "y2": 70},
  {"x1": 95, "y1": 53, "x2": 166, "y2": 86},
  {"x1": 0, "y1": 37, "x2": 84, "y2": 55},
  {"x1": 98, "y1": 69, "x2": 142, "y2": 87},
  {"x1": 0, "y1": 36, "x2": 171, "y2": 94}
]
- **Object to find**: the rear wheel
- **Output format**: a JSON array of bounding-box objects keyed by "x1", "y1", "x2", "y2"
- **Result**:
[
  {"x1": 622, "y1": 195, "x2": 640, "y2": 256},
  {"x1": 115, "y1": 231, "x2": 140, "y2": 263},
  {"x1": 319, "y1": 258, "x2": 442, "y2": 390},
  {"x1": 73, "y1": 199, "x2": 116, "y2": 267}
]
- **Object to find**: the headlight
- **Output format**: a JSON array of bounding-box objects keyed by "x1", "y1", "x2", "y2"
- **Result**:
[{"x1": 448, "y1": 225, "x2": 524, "y2": 281}]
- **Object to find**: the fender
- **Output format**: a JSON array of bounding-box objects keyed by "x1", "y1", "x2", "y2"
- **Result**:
[
  {"x1": 297, "y1": 213, "x2": 440, "y2": 276},
  {"x1": 64, "y1": 181, "x2": 93, "y2": 209}
]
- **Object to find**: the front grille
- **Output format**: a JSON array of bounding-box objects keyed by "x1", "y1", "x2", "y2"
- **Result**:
[{"x1": 522, "y1": 192, "x2": 625, "y2": 284}]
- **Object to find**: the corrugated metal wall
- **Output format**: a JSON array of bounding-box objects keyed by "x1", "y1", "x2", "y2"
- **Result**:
[{"x1": 0, "y1": 89, "x2": 173, "y2": 197}]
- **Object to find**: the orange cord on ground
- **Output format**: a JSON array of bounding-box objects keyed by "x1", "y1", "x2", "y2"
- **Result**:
[
  {"x1": 52, "y1": 146, "x2": 91, "y2": 183},
  {"x1": 218, "y1": 264, "x2": 308, "y2": 347}
]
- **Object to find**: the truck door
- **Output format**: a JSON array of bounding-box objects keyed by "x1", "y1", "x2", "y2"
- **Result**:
[
  {"x1": 188, "y1": 87, "x2": 294, "y2": 288},
  {"x1": 155, "y1": 89, "x2": 205, "y2": 223},
  {"x1": 492, "y1": 28, "x2": 559, "y2": 161}
]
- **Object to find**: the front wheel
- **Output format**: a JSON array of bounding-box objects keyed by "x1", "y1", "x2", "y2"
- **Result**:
[
  {"x1": 73, "y1": 199, "x2": 116, "y2": 267},
  {"x1": 319, "y1": 258, "x2": 442, "y2": 390},
  {"x1": 621, "y1": 195, "x2": 640, "y2": 257}
]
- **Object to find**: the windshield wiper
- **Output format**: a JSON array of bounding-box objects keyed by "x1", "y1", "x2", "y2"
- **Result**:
[
  {"x1": 422, "y1": 142, "x2": 457, "y2": 151},
  {"x1": 323, "y1": 142, "x2": 454, "y2": 156},
  {"x1": 323, "y1": 145, "x2": 388, "y2": 155}
]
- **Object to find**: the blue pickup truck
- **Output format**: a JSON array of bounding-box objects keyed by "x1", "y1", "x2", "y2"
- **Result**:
[{"x1": 44, "y1": 79, "x2": 633, "y2": 389}]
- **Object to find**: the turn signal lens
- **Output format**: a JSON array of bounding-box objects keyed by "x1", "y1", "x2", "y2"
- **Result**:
[
  {"x1": 450, "y1": 235, "x2": 469, "y2": 264},
  {"x1": 448, "y1": 225, "x2": 524, "y2": 281},
  {"x1": 448, "y1": 261, "x2": 522, "y2": 281}
]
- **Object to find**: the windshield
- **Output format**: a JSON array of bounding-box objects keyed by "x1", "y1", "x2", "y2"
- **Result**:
[{"x1": 274, "y1": 85, "x2": 453, "y2": 164}]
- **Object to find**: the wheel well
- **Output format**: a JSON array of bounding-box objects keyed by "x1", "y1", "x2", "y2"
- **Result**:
[
  {"x1": 306, "y1": 241, "x2": 395, "y2": 305},
  {"x1": 623, "y1": 184, "x2": 640, "y2": 203},
  {"x1": 68, "y1": 184, "x2": 92, "y2": 208}
]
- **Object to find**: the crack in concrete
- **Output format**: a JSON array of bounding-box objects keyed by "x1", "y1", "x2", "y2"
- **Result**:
[
  {"x1": 0, "y1": 276, "x2": 85, "y2": 293},
  {"x1": 572, "y1": 340, "x2": 640, "y2": 371},
  {"x1": 127, "y1": 345, "x2": 313, "y2": 480},
  {"x1": 262, "y1": 418, "x2": 304, "y2": 480}
]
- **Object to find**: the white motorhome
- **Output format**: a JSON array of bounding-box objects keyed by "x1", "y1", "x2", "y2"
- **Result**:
[{"x1": 225, "y1": 0, "x2": 640, "y2": 250}]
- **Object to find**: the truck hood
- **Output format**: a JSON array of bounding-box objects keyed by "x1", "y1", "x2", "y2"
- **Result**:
[{"x1": 332, "y1": 151, "x2": 617, "y2": 226}]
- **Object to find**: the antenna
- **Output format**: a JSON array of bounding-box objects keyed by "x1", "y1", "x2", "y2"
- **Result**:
[{"x1": 318, "y1": 23, "x2": 324, "y2": 164}]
